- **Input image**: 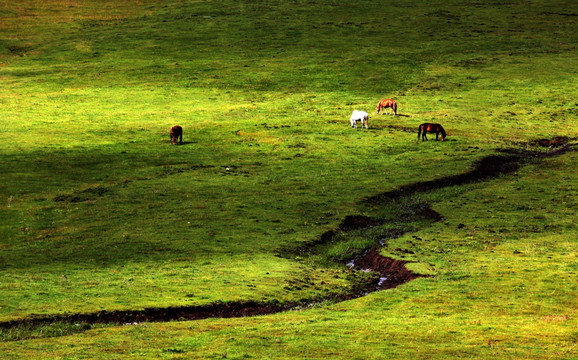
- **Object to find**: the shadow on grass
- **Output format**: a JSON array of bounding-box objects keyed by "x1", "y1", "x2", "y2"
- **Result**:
[{"x1": 169, "y1": 141, "x2": 195, "y2": 146}]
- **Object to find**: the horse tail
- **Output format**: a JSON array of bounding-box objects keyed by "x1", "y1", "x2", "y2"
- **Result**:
[
  {"x1": 393, "y1": 101, "x2": 397, "y2": 115},
  {"x1": 417, "y1": 124, "x2": 422, "y2": 139}
]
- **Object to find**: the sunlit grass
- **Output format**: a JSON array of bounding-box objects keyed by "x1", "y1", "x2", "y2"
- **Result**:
[{"x1": 0, "y1": 0, "x2": 576, "y2": 357}]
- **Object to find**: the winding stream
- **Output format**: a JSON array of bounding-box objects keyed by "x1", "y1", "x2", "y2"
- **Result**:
[{"x1": 1, "y1": 139, "x2": 574, "y2": 335}]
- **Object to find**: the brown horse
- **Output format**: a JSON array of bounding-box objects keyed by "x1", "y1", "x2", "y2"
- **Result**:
[
  {"x1": 170, "y1": 125, "x2": 183, "y2": 145},
  {"x1": 376, "y1": 98, "x2": 397, "y2": 115},
  {"x1": 418, "y1": 123, "x2": 446, "y2": 141}
]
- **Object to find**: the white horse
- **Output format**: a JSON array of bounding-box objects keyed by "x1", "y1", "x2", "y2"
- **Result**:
[{"x1": 350, "y1": 110, "x2": 369, "y2": 129}]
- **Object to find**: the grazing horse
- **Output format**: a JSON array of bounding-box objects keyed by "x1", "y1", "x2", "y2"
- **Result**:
[
  {"x1": 170, "y1": 125, "x2": 183, "y2": 145},
  {"x1": 376, "y1": 98, "x2": 397, "y2": 115},
  {"x1": 350, "y1": 110, "x2": 369, "y2": 129},
  {"x1": 418, "y1": 123, "x2": 446, "y2": 141}
]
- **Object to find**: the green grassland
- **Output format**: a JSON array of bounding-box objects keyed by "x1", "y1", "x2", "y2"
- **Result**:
[{"x1": 0, "y1": 0, "x2": 577, "y2": 358}]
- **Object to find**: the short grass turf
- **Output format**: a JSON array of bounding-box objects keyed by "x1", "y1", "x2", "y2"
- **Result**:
[{"x1": 0, "y1": 0, "x2": 577, "y2": 358}]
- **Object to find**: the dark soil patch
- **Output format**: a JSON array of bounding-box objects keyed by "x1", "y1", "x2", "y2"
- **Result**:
[
  {"x1": 367, "y1": 141, "x2": 575, "y2": 204},
  {"x1": 366, "y1": 153, "x2": 522, "y2": 204},
  {"x1": 0, "y1": 251, "x2": 410, "y2": 332},
  {"x1": 352, "y1": 250, "x2": 422, "y2": 289},
  {"x1": 532, "y1": 136, "x2": 570, "y2": 148},
  {"x1": 339, "y1": 215, "x2": 384, "y2": 231},
  {"x1": 0, "y1": 301, "x2": 301, "y2": 330}
]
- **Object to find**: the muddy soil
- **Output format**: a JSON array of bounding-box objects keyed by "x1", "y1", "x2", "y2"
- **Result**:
[
  {"x1": 351, "y1": 250, "x2": 421, "y2": 289},
  {"x1": 367, "y1": 139, "x2": 575, "y2": 204},
  {"x1": 0, "y1": 301, "x2": 299, "y2": 330},
  {"x1": 532, "y1": 136, "x2": 570, "y2": 148}
]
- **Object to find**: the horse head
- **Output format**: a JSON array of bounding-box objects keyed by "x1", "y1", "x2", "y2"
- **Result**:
[{"x1": 439, "y1": 126, "x2": 447, "y2": 141}]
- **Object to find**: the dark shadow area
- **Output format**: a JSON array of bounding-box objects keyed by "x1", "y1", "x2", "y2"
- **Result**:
[{"x1": 173, "y1": 141, "x2": 195, "y2": 146}]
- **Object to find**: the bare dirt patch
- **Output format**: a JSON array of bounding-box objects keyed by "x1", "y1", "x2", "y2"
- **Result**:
[
  {"x1": 352, "y1": 250, "x2": 421, "y2": 289},
  {"x1": 532, "y1": 136, "x2": 570, "y2": 148},
  {"x1": 367, "y1": 139, "x2": 576, "y2": 204},
  {"x1": 339, "y1": 215, "x2": 384, "y2": 231}
]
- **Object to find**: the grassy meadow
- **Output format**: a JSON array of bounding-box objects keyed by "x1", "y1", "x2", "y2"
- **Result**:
[{"x1": 0, "y1": 0, "x2": 577, "y2": 358}]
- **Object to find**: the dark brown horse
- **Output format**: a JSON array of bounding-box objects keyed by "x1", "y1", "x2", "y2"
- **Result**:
[
  {"x1": 418, "y1": 123, "x2": 446, "y2": 141},
  {"x1": 376, "y1": 98, "x2": 397, "y2": 115},
  {"x1": 170, "y1": 125, "x2": 183, "y2": 145}
]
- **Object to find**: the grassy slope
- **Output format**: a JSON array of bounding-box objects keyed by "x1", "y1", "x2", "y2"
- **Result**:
[{"x1": 0, "y1": 0, "x2": 576, "y2": 358}]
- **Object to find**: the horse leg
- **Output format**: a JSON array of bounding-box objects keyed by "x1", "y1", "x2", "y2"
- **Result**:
[{"x1": 419, "y1": 126, "x2": 428, "y2": 141}]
